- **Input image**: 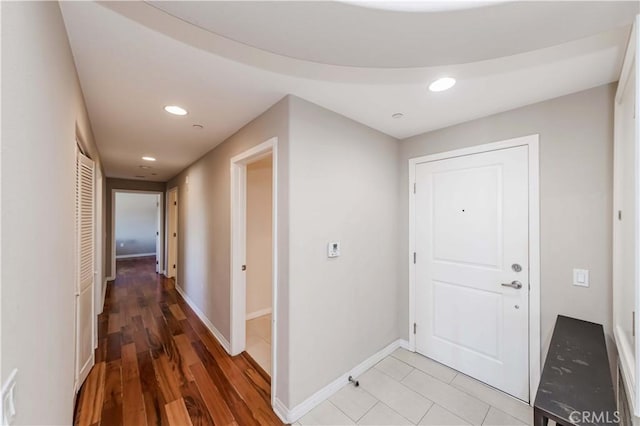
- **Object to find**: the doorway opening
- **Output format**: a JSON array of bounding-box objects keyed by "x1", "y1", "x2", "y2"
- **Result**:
[
  {"x1": 111, "y1": 190, "x2": 163, "y2": 275},
  {"x1": 245, "y1": 155, "x2": 274, "y2": 375},
  {"x1": 409, "y1": 134, "x2": 540, "y2": 404},
  {"x1": 230, "y1": 137, "x2": 278, "y2": 403}
]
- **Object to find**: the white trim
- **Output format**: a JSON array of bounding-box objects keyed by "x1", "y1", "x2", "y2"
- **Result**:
[
  {"x1": 111, "y1": 189, "x2": 164, "y2": 278},
  {"x1": 115, "y1": 252, "x2": 156, "y2": 259},
  {"x1": 174, "y1": 284, "x2": 231, "y2": 353},
  {"x1": 230, "y1": 137, "x2": 279, "y2": 408},
  {"x1": 616, "y1": 22, "x2": 636, "y2": 106},
  {"x1": 102, "y1": 279, "x2": 109, "y2": 307},
  {"x1": 408, "y1": 134, "x2": 541, "y2": 404},
  {"x1": 246, "y1": 308, "x2": 272, "y2": 321},
  {"x1": 105, "y1": 276, "x2": 115, "y2": 282},
  {"x1": 613, "y1": 16, "x2": 640, "y2": 417},
  {"x1": 275, "y1": 339, "x2": 410, "y2": 423},
  {"x1": 616, "y1": 325, "x2": 637, "y2": 415}
]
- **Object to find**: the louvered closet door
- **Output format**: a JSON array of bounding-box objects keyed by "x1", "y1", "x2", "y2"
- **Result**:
[{"x1": 76, "y1": 151, "x2": 95, "y2": 389}]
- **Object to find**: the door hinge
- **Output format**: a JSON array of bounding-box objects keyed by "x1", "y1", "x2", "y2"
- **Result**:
[
  {"x1": 156, "y1": 231, "x2": 159, "y2": 236},
  {"x1": 619, "y1": 210, "x2": 622, "y2": 221},
  {"x1": 413, "y1": 252, "x2": 416, "y2": 264},
  {"x1": 173, "y1": 232, "x2": 177, "y2": 237},
  {"x1": 156, "y1": 260, "x2": 158, "y2": 265},
  {"x1": 413, "y1": 182, "x2": 416, "y2": 194},
  {"x1": 633, "y1": 311, "x2": 636, "y2": 337},
  {"x1": 174, "y1": 201, "x2": 177, "y2": 206},
  {"x1": 173, "y1": 264, "x2": 176, "y2": 269},
  {"x1": 413, "y1": 323, "x2": 417, "y2": 334}
]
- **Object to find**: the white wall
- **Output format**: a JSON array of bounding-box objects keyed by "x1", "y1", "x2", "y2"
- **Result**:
[
  {"x1": 246, "y1": 156, "x2": 273, "y2": 317},
  {"x1": 400, "y1": 84, "x2": 616, "y2": 370},
  {"x1": 1, "y1": 2, "x2": 103, "y2": 424},
  {"x1": 288, "y1": 97, "x2": 401, "y2": 407},
  {"x1": 115, "y1": 192, "x2": 158, "y2": 257}
]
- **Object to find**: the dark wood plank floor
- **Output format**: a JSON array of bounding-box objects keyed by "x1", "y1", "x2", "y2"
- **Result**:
[{"x1": 74, "y1": 257, "x2": 284, "y2": 426}]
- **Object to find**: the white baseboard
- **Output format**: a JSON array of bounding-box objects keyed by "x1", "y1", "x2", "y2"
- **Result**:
[
  {"x1": 272, "y1": 398, "x2": 290, "y2": 424},
  {"x1": 276, "y1": 338, "x2": 410, "y2": 423},
  {"x1": 246, "y1": 307, "x2": 272, "y2": 320},
  {"x1": 174, "y1": 284, "x2": 231, "y2": 354},
  {"x1": 105, "y1": 276, "x2": 115, "y2": 281},
  {"x1": 115, "y1": 252, "x2": 156, "y2": 259},
  {"x1": 98, "y1": 279, "x2": 109, "y2": 314}
]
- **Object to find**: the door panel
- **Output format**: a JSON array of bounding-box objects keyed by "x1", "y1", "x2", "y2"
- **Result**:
[
  {"x1": 433, "y1": 165, "x2": 502, "y2": 268},
  {"x1": 433, "y1": 281, "x2": 502, "y2": 359},
  {"x1": 167, "y1": 189, "x2": 178, "y2": 279},
  {"x1": 415, "y1": 145, "x2": 529, "y2": 401},
  {"x1": 76, "y1": 151, "x2": 95, "y2": 389},
  {"x1": 156, "y1": 194, "x2": 161, "y2": 273}
]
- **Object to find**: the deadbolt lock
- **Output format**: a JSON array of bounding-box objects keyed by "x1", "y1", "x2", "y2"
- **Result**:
[{"x1": 512, "y1": 263, "x2": 522, "y2": 272}]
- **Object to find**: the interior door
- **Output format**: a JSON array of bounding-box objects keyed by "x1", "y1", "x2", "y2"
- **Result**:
[
  {"x1": 155, "y1": 194, "x2": 161, "y2": 273},
  {"x1": 167, "y1": 189, "x2": 178, "y2": 278},
  {"x1": 75, "y1": 150, "x2": 95, "y2": 389},
  {"x1": 414, "y1": 145, "x2": 529, "y2": 401}
]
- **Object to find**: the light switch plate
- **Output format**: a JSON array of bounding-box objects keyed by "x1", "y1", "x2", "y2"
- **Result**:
[
  {"x1": 2, "y1": 369, "x2": 17, "y2": 425},
  {"x1": 327, "y1": 242, "x2": 341, "y2": 258},
  {"x1": 573, "y1": 269, "x2": 590, "y2": 287}
]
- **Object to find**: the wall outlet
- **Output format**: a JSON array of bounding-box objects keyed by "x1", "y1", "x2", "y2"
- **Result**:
[
  {"x1": 327, "y1": 242, "x2": 341, "y2": 258},
  {"x1": 573, "y1": 269, "x2": 590, "y2": 287},
  {"x1": 2, "y1": 369, "x2": 17, "y2": 425}
]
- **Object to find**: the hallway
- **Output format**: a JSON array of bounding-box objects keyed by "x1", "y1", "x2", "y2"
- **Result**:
[{"x1": 74, "y1": 257, "x2": 283, "y2": 426}]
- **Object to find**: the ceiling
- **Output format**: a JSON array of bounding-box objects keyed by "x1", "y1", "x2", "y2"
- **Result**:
[
  {"x1": 59, "y1": 1, "x2": 638, "y2": 182},
  {"x1": 150, "y1": 1, "x2": 637, "y2": 67}
]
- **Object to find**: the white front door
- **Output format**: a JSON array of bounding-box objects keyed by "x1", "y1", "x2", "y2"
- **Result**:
[{"x1": 414, "y1": 145, "x2": 529, "y2": 401}]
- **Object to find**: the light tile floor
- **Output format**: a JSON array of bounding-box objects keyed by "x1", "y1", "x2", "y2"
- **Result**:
[
  {"x1": 297, "y1": 348, "x2": 533, "y2": 426},
  {"x1": 246, "y1": 313, "x2": 271, "y2": 375}
]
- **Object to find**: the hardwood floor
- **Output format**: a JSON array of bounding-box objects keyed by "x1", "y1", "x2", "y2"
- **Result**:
[{"x1": 74, "y1": 257, "x2": 283, "y2": 426}]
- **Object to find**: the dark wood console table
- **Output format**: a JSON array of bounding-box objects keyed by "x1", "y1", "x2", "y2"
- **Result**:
[{"x1": 534, "y1": 315, "x2": 617, "y2": 426}]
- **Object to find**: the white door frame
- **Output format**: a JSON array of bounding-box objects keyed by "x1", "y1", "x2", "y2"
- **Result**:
[
  {"x1": 230, "y1": 137, "x2": 278, "y2": 406},
  {"x1": 165, "y1": 187, "x2": 179, "y2": 279},
  {"x1": 94, "y1": 167, "x2": 104, "y2": 347},
  {"x1": 111, "y1": 189, "x2": 164, "y2": 276},
  {"x1": 408, "y1": 134, "x2": 541, "y2": 403}
]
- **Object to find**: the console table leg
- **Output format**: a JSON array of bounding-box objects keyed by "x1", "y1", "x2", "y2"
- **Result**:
[{"x1": 534, "y1": 408, "x2": 549, "y2": 426}]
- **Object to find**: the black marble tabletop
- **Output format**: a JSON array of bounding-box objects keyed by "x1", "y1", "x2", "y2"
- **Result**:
[{"x1": 534, "y1": 315, "x2": 617, "y2": 426}]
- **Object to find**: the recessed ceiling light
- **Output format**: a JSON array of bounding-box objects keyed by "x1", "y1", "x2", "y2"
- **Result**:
[
  {"x1": 139, "y1": 165, "x2": 151, "y2": 169},
  {"x1": 428, "y1": 77, "x2": 456, "y2": 92},
  {"x1": 192, "y1": 124, "x2": 204, "y2": 129},
  {"x1": 142, "y1": 156, "x2": 156, "y2": 162},
  {"x1": 392, "y1": 113, "x2": 404, "y2": 119},
  {"x1": 164, "y1": 105, "x2": 188, "y2": 116}
]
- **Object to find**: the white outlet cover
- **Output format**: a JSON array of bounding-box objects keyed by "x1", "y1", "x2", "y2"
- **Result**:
[
  {"x1": 2, "y1": 369, "x2": 17, "y2": 425},
  {"x1": 573, "y1": 269, "x2": 589, "y2": 287}
]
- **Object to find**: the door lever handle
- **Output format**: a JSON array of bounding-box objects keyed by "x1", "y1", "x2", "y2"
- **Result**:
[{"x1": 501, "y1": 281, "x2": 523, "y2": 289}]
